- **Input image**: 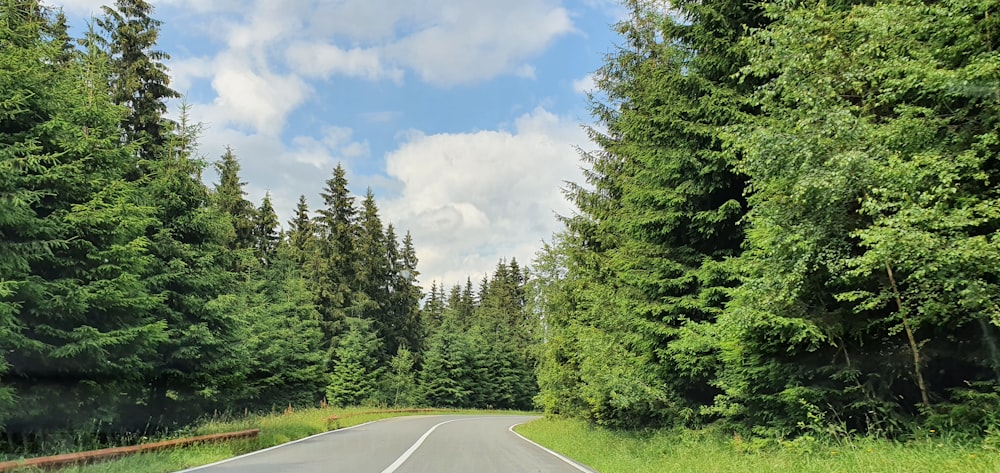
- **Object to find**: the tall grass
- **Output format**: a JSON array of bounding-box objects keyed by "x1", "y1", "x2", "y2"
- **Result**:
[{"x1": 515, "y1": 417, "x2": 1000, "y2": 473}]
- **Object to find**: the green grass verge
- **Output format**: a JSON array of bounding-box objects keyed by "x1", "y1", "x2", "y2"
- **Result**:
[
  {"x1": 514, "y1": 417, "x2": 1000, "y2": 473},
  {"x1": 10, "y1": 407, "x2": 533, "y2": 473}
]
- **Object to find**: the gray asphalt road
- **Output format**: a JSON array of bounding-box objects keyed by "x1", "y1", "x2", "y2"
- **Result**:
[{"x1": 178, "y1": 415, "x2": 594, "y2": 473}]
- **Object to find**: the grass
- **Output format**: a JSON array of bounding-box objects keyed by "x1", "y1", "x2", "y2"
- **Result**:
[
  {"x1": 6, "y1": 407, "x2": 533, "y2": 473},
  {"x1": 514, "y1": 417, "x2": 1000, "y2": 473}
]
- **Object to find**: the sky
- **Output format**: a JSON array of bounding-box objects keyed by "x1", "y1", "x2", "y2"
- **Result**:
[{"x1": 54, "y1": 0, "x2": 625, "y2": 288}]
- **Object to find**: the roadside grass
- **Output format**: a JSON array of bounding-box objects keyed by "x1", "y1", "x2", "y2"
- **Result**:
[
  {"x1": 7, "y1": 407, "x2": 534, "y2": 473},
  {"x1": 514, "y1": 417, "x2": 1000, "y2": 473}
]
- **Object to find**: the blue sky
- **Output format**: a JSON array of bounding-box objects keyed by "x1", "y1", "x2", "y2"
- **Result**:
[{"x1": 56, "y1": 0, "x2": 624, "y2": 287}]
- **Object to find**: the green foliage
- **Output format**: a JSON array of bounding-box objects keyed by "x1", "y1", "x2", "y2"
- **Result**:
[
  {"x1": 212, "y1": 147, "x2": 256, "y2": 251},
  {"x1": 538, "y1": 0, "x2": 761, "y2": 428},
  {"x1": 0, "y1": 1, "x2": 168, "y2": 436},
  {"x1": 0, "y1": 0, "x2": 436, "y2": 454},
  {"x1": 516, "y1": 418, "x2": 1000, "y2": 473},
  {"x1": 305, "y1": 164, "x2": 358, "y2": 343},
  {"x1": 418, "y1": 259, "x2": 539, "y2": 410},
  {"x1": 96, "y1": 0, "x2": 179, "y2": 160},
  {"x1": 326, "y1": 319, "x2": 383, "y2": 407},
  {"x1": 377, "y1": 346, "x2": 423, "y2": 407},
  {"x1": 251, "y1": 192, "x2": 280, "y2": 266},
  {"x1": 535, "y1": 0, "x2": 1000, "y2": 439}
]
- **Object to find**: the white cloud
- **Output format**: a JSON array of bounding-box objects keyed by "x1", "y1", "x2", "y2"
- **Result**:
[
  {"x1": 572, "y1": 73, "x2": 595, "y2": 94},
  {"x1": 515, "y1": 64, "x2": 537, "y2": 80},
  {"x1": 381, "y1": 107, "x2": 586, "y2": 286},
  {"x1": 381, "y1": 1, "x2": 574, "y2": 86},
  {"x1": 51, "y1": 0, "x2": 105, "y2": 15},
  {"x1": 285, "y1": 42, "x2": 403, "y2": 82},
  {"x1": 207, "y1": 64, "x2": 311, "y2": 133}
]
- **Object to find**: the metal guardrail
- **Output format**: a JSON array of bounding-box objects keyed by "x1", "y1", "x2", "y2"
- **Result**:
[
  {"x1": 0, "y1": 408, "x2": 454, "y2": 471},
  {"x1": 325, "y1": 408, "x2": 444, "y2": 425},
  {"x1": 0, "y1": 429, "x2": 260, "y2": 472}
]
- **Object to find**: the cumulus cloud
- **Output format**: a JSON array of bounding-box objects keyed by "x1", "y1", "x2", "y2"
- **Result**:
[
  {"x1": 380, "y1": 107, "x2": 586, "y2": 286},
  {"x1": 207, "y1": 66, "x2": 311, "y2": 133},
  {"x1": 57, "y1": 0, "x2": 593, "y2": 287},
  {"x1": 379, "y1": 1, "x2": 574, "y2": 86},
  {"x1": 286, "y1": 42, "x2": 403, "y2": 82}
]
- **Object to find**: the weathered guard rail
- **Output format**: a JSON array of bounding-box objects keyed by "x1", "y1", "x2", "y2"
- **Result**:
[
  {"x1": 0, "y1": 429, "x2": 259, "y2": 472},
  {"x1": 326, "y1": 408, "x2": 443, "y2": 425}
]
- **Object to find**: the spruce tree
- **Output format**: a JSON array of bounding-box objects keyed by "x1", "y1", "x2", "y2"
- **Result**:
[
  {"x1": 286, "y1": 194, "x2": 313, "y2": 264},
  {"x1": 544, "y1": 0, "x2": 765, "y2": 427},
  {"x1": 355, "y1": 189, "x2": 392, "y2": 358},
  {"x1": 212, "y1": 146, "x2": 256, "y2": 251},
  {"x1": 252, "y1": 192, "x2": 280, "y2": 266},
  {"x1": 307, "y1": 164, "x2": 358, "y2": 343},
  {"x1": 326, "y1": 319, "x2": 383, "y2": 407},
  {"x1": 0, "y1": 3, "x2": 166, "y2": 435},
  {"x1": 140, "y1": 108, "x2": 246, "y2": 426},
  {"x1": 97, "y1": 0, "x2": 179, "y2": 160}
]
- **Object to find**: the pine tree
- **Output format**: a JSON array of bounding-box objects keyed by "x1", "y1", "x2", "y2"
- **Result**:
[
  {"x1": 286, "y1": 194, "x2": 313, "y2": 264},
  {"x1": 326, "y1": 319, "x2": 383, "y2": 407},
  {"x1": 397, "y1": 231, "x2": 423, "y2": 350},
  {"x1": 423, "y1": 281, "x2": 446, "y2": 332},
  {"x1": 0, "y1": 4, "x2": 166, "y2": 435},
  {"x1": 216, "y1": 244, "x2": 326, "y2": 411},
  {"x1": 140, "y1": 107, "x2": 247, "y2": 425},
  {"x1": 97, "y1": 0, "x2": 179, "y2": 160},
  {"x1": 305, "y1": 164, "x2": 359, "y2": 343},
  {"x1": 384, "y1": 225, "x2": 423, "y2": 353},
  {"x1": 544, "y1": 0, "x2": 765, "y2": 427},
  {"x1": 354, "y1": 189, "x2": 393, "y2": 358},
  {"x1": 212, "y1": 146, "x2": 256, "y2": 251},
  {"x1": 252, "y1": 192, "x2": 280, "y2": 266},
  {"x1": 419, "y1": 316, "x2": 474, "y2": 407}
]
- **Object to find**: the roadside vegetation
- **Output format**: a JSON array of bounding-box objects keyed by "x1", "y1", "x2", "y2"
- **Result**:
[
  {"x1": 516, "y1": 418, "x2": 1000, "y2": 473},
  {"x1": 531, "y1": 0, "x2": 1000, "y2": 442}
]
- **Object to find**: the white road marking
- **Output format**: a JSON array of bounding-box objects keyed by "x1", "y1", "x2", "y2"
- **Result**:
[
  {"x1": 379, "y1": 417, "x2": 476, "y2": 473},
  {"x1": 508, "y1": 421, "x2": 595, "y2": 473},
  {"x1": 174, "y1": 417, "x2": 385, "y2": 472}
]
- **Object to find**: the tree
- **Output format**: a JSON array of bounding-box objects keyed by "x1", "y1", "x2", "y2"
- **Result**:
[
  {"x1": 286, "y1": 194, "x2": 313, "y2": 264},
  {"x1": 419, "y1": 316, "x2": 475, "y2": 408},
  {"x1": 97, "y1": 0, "x2": 179, "y2": 160},
  {"x1": 354, "y1": 189, "x2": 392, "y2": 358},
  {"x1": 139, "y1": 107, "x2": 247, "y2": 426},
  {"x1": 307, "y1": 164, "x2": 358, "y2": 343},
  {"x1": 717, "y1": 0, "x2": 1000, "y2": 434},
  {"x1": 544, "y1": 0, "x2": 763, "y2": 427},
  {"x1": 326, "y1": 319, "x2": 383, "y2": 407},
  {"x1": 213, "y1": 245, "x2": 326, "y2": 411},
  {"x1": 212, "y1": 146, "x2": 256, "y2": 251},
  {"x1": 252, "y1": 192, "x2": 280, "y2": 266},
  {"x1": 378, "y1": 346, "x2": 423, "y2": 407},
  {"x1": 0, "y1": 3, "x2": 166, "y2": 437}
]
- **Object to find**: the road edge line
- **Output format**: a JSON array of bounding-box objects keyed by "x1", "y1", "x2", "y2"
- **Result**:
[
  {"x1": 174, "y1": 416, "x2": 405, "y2": 472},
  {"x1": 508, "y1": 422, "x2": 595, "y2": 473}
]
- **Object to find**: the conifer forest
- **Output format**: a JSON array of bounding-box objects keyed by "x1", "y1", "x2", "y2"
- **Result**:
[{"x1": 3, "y1": 0, "x2": 1000, "y2": 456}]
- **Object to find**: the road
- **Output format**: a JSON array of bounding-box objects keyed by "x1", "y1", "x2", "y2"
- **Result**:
[{"x1": 178, "y1": 415, "x2": 594, "y2": 473}]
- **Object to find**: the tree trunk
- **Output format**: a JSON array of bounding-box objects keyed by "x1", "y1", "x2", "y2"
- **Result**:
[{"x1": 885, "y1": 261, "x2": 931, "y2": 408}]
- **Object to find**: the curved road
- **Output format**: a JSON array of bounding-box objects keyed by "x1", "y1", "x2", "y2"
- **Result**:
[{"x1": 178, "y1": 415, "x2": 594, "y2": 473}]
